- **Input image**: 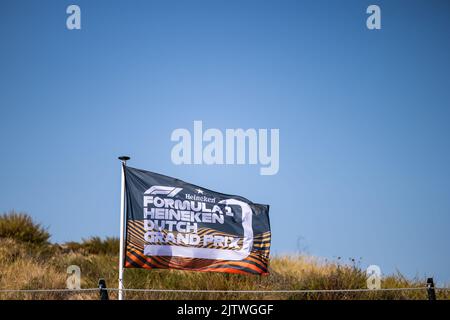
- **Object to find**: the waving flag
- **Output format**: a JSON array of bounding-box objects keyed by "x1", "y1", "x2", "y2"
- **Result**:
[{"x1": 123, "y1": 166, "x2": 271, "y2": 275}]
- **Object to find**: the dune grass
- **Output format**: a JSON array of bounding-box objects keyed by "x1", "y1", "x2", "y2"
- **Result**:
[
  {"x1": 0, "y1": 238, "x2": 448, "y2": 300},
  {"x1": 0, "y1": 212, "x2": 448, "y2": 300}
]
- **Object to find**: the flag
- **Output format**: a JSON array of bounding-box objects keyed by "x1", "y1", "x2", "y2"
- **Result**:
[{"x1": 123, "y1": 166, "x2": 271, "y2": 275}]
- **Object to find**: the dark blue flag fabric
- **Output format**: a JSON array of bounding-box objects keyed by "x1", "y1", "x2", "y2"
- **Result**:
[{"x1": 123, "y1": 166, "x2": 271, "y2": 275}]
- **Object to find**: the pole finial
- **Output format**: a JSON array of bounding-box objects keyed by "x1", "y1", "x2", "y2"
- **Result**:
[{"x1": 118, "y1": 156, "x2": 130, "y2": 164}]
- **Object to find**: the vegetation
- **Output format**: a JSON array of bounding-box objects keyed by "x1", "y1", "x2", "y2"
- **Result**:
[
  {"x1": 0, "y1": 211, "x2": 50, "y2": 246},
  {"x1": 63, "y1": 236, "x2": 119, "y2": 255},
  {"x1": 0, "y1": 212, "x2": 448, "y2": 300}
]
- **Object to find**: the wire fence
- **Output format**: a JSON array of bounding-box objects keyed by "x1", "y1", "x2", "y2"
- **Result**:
[
  {"x1": 0, "y1": 286, "x2": 449, "y2": 294},
  {"x1": 1, "y1": 273, "x2": 449, "y2": 302}
]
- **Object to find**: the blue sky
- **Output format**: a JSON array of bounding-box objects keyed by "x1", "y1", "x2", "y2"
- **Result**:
[{"x1": 1, "y1": 0, "x2": 449, "y2": 283}]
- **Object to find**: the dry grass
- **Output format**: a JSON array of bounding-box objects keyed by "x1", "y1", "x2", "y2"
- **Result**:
[
  {"x1": 0, "y1": 212, "x2": 447, "y2": 300},
  {"x1": 0, "y1": 238, "x2": 448, "y2": 300}
]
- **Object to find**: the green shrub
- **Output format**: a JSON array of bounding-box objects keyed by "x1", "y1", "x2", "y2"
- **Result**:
[
  {"x1": 0, "y1": 211, "x2": 50, "y2": 246},
  {"x1": 78, "y1": 236, "x2": 119, "y2": 255},
  {"x1": 63, "y1": 241, "x2": 83, "y2": 252}
]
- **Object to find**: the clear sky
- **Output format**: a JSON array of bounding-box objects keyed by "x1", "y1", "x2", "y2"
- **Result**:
[{"x1": 1, "y1": 0, "x2": 449, "y2": 283}]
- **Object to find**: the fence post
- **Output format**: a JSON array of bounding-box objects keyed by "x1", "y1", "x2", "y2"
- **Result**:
[
  {"x1": 98, "y1": 278, "x2": 109, "y2": 300},
  {"x1": 426, "y1": 277, "x2": 436, "y2": 300}
]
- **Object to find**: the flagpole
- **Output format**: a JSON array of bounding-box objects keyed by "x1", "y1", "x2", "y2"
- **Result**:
[{"x1": 118, "y1": 156, "x2": 130, "y2": 300}]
